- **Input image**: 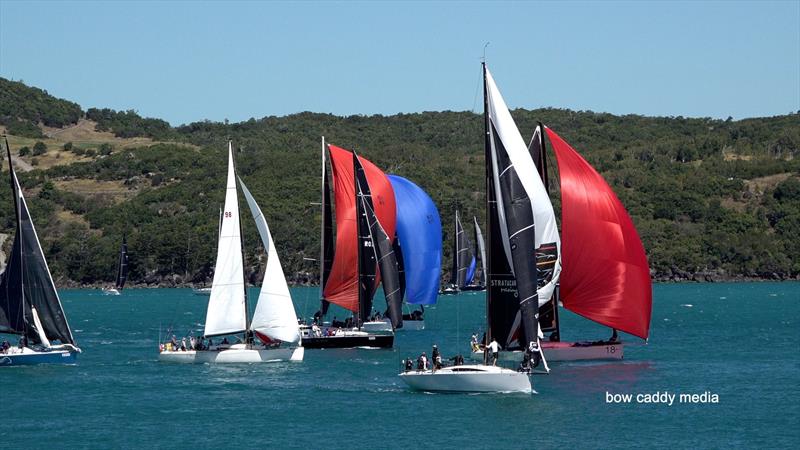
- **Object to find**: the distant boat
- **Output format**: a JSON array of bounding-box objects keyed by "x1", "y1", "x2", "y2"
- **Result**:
[
  {"x1": 103, "y1": 236, "x2": 128, "y2": 296},
  {"x1": 400, "y1": 64, "x2": 539, "y2": 394},
  {"x1": 1, "y1": 138, "x2": 81, "y2": 366},
  {"x1": 440, "y1": 209, "x2": 476, "y2": 294},
  {"x1": 192, "y1": 287, "x2": 212, "y2": 296},
  {"x1": 159, "y1": 141, "x2": 303, "y2": 363},
  {"x1": 460, "y1": 217, "x2": 486, "y2": 292},
  {"x1": 386, "y1": 174, "x2": 442, "y2": 330},
  {"x1": 303, "y1": 138, "x2": 397, "y2": 348}
]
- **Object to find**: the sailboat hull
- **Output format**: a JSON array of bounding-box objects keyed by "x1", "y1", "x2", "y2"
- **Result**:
[
  {"x1": 398, "y1": 365, "x2": 532, "y2": 393},
  {"x1": 103, "y1": 288, "x2": 121, "y2": 296},
  {"x1": 470, "y1": 341, "x2": 624, "y2": 362},
  {"x1": 159, "y1": 345, "x2": 304, "y2": 363},
  {"x1": 301, "y1": 333, "x2": 394, "y2": 349},
  {"x1": 0, "y1": 349, "x2": 78, "y2": 366}
]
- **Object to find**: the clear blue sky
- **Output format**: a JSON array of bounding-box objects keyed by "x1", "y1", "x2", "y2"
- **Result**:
[{"x1": 1, "y1": 1, "x2": 798, "y2": 126}]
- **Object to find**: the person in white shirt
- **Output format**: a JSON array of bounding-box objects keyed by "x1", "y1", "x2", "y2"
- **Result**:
[{"x1": 487, "y1": 338, "x2": 499, "y2": 366}]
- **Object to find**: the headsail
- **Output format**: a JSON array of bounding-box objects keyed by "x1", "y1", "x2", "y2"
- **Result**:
[
  {"x1": 323, "y1": 144, "x2": 396, "y2": 313},
  {"x1": 0, "y1": 145, "x2": 74, "y2": 345},
  {"x1": 204, "y1": 142, "x2": 247, "y2": 337},
  {"x1": 387, "y1": 175, "x2": 441, "y2": 306},
  {"x1": 239, "y1": 179, "x2": 301, "y2": 344},
  {"x1": 114, "y1": 236, "x2": 129, "y2": 290},
  {"x1": 545, "y1": 127, "x2": 652, "y2": 339},
  {"x1": 355, "y1": 154, "x2": 403, "y2": 328}
]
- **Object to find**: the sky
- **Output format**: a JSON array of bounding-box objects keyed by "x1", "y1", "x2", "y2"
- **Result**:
[{"x1": 1, "y1": 1, "x2": 798, "y2": 126}]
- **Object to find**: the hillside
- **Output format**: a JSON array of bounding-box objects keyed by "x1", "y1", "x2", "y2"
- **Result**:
[{"x1": 1, "y1": 77, "x2": 798, "y2": 286}]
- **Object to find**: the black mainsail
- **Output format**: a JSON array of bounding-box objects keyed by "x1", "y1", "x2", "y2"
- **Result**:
[
  {"x1": 0, "y1": 141, "x2": 75, "y2": 345},
  {"x1": 114, "y1": 236, "x2": 129, "y2": 290},
  {"x1": 528, "y1": 124, "x2": 560, "y2": 336},
  {"x1": 354, "y1": 153, "x2": 403, "y2": 329},
  {"x1": 484, "y1": 64, "x2": 540, "y2": 352},
  {"x1": 450, "y1": 210, "x2": 473, "y2": 289}
]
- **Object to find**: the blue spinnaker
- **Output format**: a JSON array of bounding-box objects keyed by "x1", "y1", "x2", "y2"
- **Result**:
[
  {"x1": 465, "y1": 256, "x2": 477, "y2": 285},
  {"x1": 388, "y1": 175, "x2": 442, "y2": 305}
]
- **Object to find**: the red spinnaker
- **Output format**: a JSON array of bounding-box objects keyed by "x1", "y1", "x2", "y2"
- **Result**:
[
  {"x1": 324, "y1": 145, "x2": 396, "y2": 312},
  {"x1": 546, "y1": 128, "x2": 652, "y2": 339}
]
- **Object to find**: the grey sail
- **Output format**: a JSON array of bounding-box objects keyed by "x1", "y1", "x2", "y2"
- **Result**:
[
  {"x1": 354, "y1": 153, "x2": 403, "y2": 329},
  {"x1": 450, "y1": 210, "x2": 473, "y2": 288},
  {"x1": 114, "y1": 236, "x2": 129, "y2": 290},
  {"x1": 0, "y1": 147, "x2": 74, "y2": 345},
  {"x1": 473, "y1": 217, "x2": 487, "y2": 286}
]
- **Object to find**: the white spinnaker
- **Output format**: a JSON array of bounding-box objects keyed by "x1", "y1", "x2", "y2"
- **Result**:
[
  {"x1": 485, "y1": 67, "x2": 562, "y2": 306},
  {"x1": 204, "y1": 143, "x2": 247, "y2": 337},
  {"x1": 239, "y1": 179, "x2": 301, "y2": 344}
]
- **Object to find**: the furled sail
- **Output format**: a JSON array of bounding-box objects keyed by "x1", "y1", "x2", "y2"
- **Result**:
[
  {"x1": 239, "y1": 179, "x2": 301, "y2": 344},
  {"x1": 473, "y1": 217, "x2": 487, "y2": 286},
  {"x1": 320, "y1": 154, "x2": 334, "y2": 316},
  {"x1": 388, "y1": 175, "x2": 442, "y2": 306},
  {"x1": 114, "y1": 236, "x2": 129, "y2": 290},
  {"x1": 324, "y1": 144, "x2": 396, "y2": 313},
  {"x1": 545, "y1": 127, "x2": 652, "y2": 339},
  {"x1": 355, "y1": 154, "x2": 402, "y2": 328},
  {"x1": 450, "y1": 211, "x2": 474, "y2": 288},
  {"x1": 0, "y1": 151, "x2": 74, "y2": 345},
  {"x1": 204, "y1": 143, "x2": 247, "y2": 337},
  {"x1": 484, "y1": 65, "x2": 557, "y2": 349}
]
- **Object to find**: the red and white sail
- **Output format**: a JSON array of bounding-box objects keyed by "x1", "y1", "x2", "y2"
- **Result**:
[{"x1": 546, "y1": 127, "x2": 652, "y2": 339}]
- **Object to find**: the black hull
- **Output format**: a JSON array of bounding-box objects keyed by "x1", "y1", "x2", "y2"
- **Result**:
[{"x1": 302, "y1": 334, "x2": 394, "y2": 349}]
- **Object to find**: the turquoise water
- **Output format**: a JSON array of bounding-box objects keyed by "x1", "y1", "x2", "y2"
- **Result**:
[{"x1": 2, "y1": 283, "x2": 798, "y2": 449}]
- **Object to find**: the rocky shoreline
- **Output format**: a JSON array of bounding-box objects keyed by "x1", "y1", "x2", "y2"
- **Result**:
[{"x1": 55, "y1": 269, "x2": 800, "y2": 290}]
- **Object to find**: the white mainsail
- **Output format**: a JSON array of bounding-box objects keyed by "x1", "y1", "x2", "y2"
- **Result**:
[
  {"x1": 239, "y1": 179, "x2": 301, "y2": 344},
  {"x1": 485, "y1": 67, "x2": 562, "y2": 306},
  {"x1": 204, "y1": 143, "x2": 247, "y2": 337}
]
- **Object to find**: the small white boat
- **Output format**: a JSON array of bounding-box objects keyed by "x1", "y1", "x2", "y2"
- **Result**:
[
  {"x1": 102, "y1": 237, "x2": 128, "y2": 296},
  {"x1": 192, "y1": 287, "x2": 212, "y2": 296},
  {"x1": 401, "y1": 319, "x2": 424, "y2": 331},
  {"x1": 399, "y1": 365, "x2": 532, "y2": 393},
  {"x1": 470, "y1": 340, "x2": 623, "y2": 362},
  {"x1": 361, "y1": 319, "x2": 393, "y2": 333},
  {"x1": 102, "y1": 288, "x2": 121, "y2": 296},
  {"x1": 159, "y1": 343, "x2": 303, "y2": 363}
]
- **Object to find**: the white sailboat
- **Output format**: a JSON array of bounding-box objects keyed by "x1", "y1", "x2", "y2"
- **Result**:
[
  {"x1": 159, "y1": 142, "x2": 303, "y2": 363},
  {"x1": 399, "y1": 64, "x2": 544, "y2": 394},
  {"x1": 103, "y1": 236, "x2": 128, "y2": 296}
]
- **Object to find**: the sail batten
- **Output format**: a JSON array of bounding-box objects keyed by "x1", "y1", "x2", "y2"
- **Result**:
[{"x1": 545, "y1": 127, "x2": 652, "y2": 339}]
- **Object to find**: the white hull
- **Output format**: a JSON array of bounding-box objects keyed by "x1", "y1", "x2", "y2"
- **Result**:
[
  {"x1": 399, "y1": 365, "x2": 531, "y2": 393},
  {"x1": 471, "y1": 342, "x2": 624, "y2": 362},
  {"x1": 159, "y1": 344, "x2": 304, "y2": 363},
  {"x1": 103, "y1": 288, "x2": 120, "y2": 296},
  {"x1": 361, "y1": 320, "x2": 393, "y2": 333}
]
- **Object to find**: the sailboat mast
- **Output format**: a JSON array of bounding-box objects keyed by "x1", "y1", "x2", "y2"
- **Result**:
[
  {"x1": 230, "y1": 141, "x2": 251, "y2": 335},
  {"x1": 5, "y1": 137, "x2": 27, "y2": 338},
  {"x1": 319, "y1": 136, "x2": 326, "y2": 308},
  {"x1": 482, "y1": 62, "x2": 492, "y2": 363}
]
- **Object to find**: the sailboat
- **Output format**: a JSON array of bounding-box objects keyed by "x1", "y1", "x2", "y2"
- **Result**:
[
  {"x1": 103, "y1": 236, "x2": 128, "y2": 295},
  {"x1": 399, "y1": 64, "x2": 542, "y2": 394},
  {"x1": 302, "y1": 139, "x2": 398, "y2": 348},
  {"x1": 159, "y1": 142, "x2": 303, "y2": 363},
  {"x1": 193, "y1": 208, "x2": 221, "y2": 296},
  {"x1": 440, "y1": 210, "x2": 476, "y2": 294},
  {"x1": 385, "y1": 174, "x2": 442, "y2": 330},
  {"x1": 529, "y1": 124, "x2": 652, "y2": 360},
  {"x1": 1, "y1": 138, "x2": 81, "y2": 366},
  {"x1": 460, "y1": 217, "x2": 487, "y2": 291}
]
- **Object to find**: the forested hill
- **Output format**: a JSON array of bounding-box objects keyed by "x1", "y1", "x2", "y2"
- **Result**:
[{"x1": 1, "y1": 76, "x2": 798, "y2": 287}]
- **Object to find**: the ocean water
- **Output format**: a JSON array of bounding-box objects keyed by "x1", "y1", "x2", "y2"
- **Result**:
[{"x1": 1, "y1": 283, "x2": 798, "y2": 449}]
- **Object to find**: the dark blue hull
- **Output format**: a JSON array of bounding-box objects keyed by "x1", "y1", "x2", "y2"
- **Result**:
[{"x1": 0, "y1": 350, "x2": 78, "y2": 366}]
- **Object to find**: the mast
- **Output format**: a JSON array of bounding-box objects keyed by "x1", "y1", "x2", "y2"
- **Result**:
[
  {"x1": 231, "y1": 140, "x2": 250, "y2": 336},
  {"x1": 319, "y1": 136, "x2": 326, "y2": 310},
  {"x1": 482, "y1": 62, "x2": 491, "y2": 363}
]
